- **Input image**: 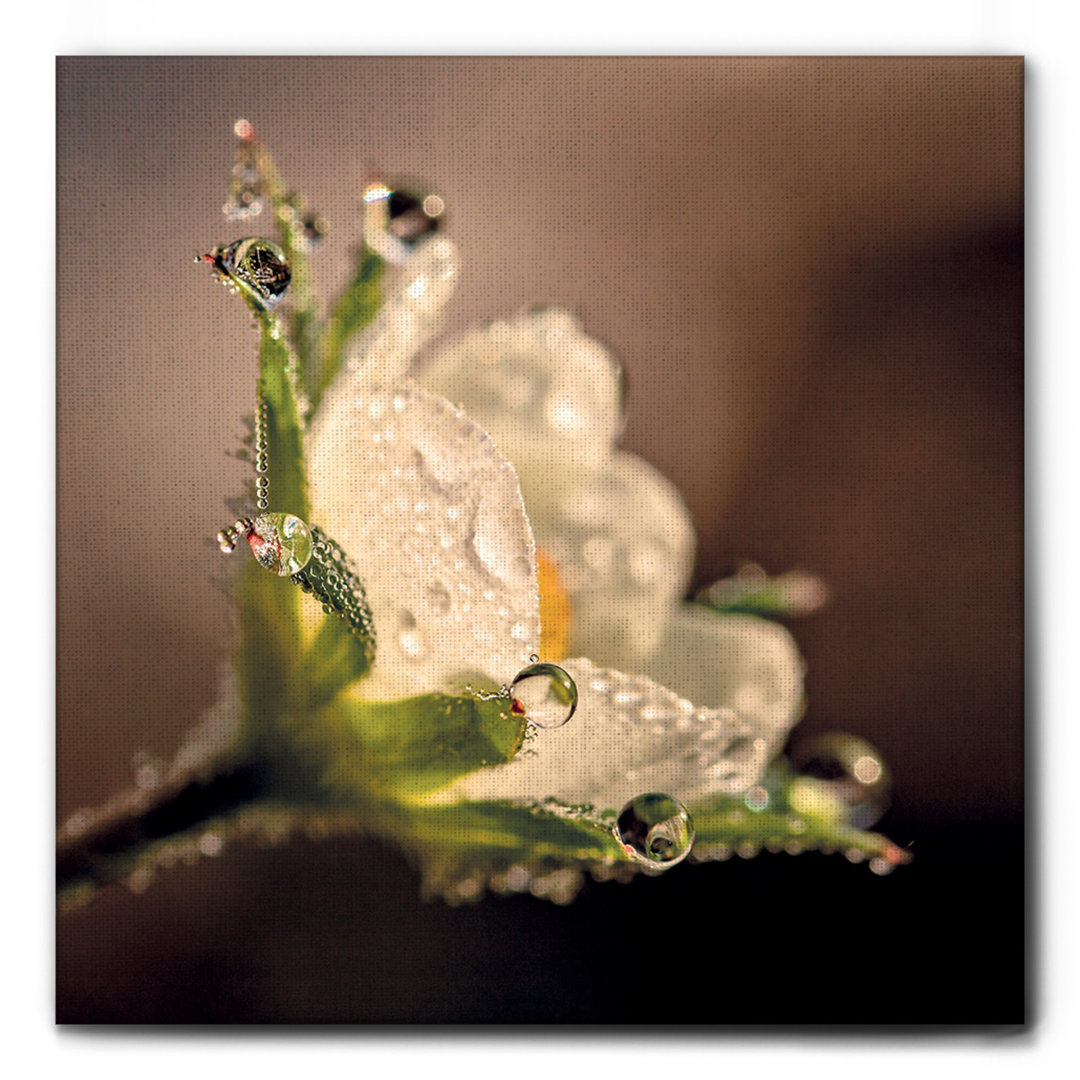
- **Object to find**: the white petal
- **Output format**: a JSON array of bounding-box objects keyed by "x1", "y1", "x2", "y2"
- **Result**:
[
  {"x1": 342, "y1": 237, "x2": 459, "y2": 391},
  {"x1": 533, "y1": 451, "x2": 695, "y2": 666},
  {"x1": 639, "y1": 606, "x2": 805, "y2": 759},
  {"x1": 452, "y1": 657, "x2": 763, "y2": 812},
  {"x1": 307, "y1": 380, "x2": 540, "y2": 699},
  {"x1": 418, "y1": 307, "x2": 622, "y2": 508}
]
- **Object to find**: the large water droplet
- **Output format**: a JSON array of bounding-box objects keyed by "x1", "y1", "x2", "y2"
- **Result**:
[
  {"x1": 246, "y1": 512, "x2": 313, "y2": 576},
  {"x1": 397, "y1": 609, "x2": 427, "y2": 661},
  {"x1": 205, "y1": 237, "x2": 291, "y2": 310},
  {"x1": 791, "y1": 732, "x2": 891, "y2": 829},
  {"x1": 510, "y1": 662, "x2": 578, "y2": 729},
  {"x1": 362, "y1": 179, "x2": 444, "y2": 262},
  {"x1": 615, "y1": 793, "x2": 695, "y2": 868},
  {"x1": 471, "y1": 488, "x2": 533, "y2": 587}
]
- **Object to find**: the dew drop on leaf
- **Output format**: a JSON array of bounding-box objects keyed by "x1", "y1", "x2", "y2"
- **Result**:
[
  {"x1": 615, "y1": 793, "x2": 695, "y2": 868},
  {"x1": 510, "y1": 662, "x2": 578, "y2": 729},
  {"x1": 791, "y1": 732, "x2": 891, "y2": 830},
  {"x1": 205, "y1": 237, "x2": 291, "y2": 310},
  {"x1": 246, "y1": 512, "x2": 314, "y2": 576}
]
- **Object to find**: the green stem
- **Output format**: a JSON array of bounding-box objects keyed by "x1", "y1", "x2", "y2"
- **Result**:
[{"x1": 57, "y1": 763, "x2": 268, "y2": 903}]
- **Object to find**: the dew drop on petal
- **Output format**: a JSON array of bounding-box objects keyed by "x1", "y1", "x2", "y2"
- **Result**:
[
  {"x1": 362, "y1": 180, "x2": 444, "y2": 263},
  {"x1": 615, "y1": 793, "x2": 695, "y2": 868},
  {"x1": 510, "y1": 662, "x2": 578, "y2": 729},
  {"x1": 424, "y1": 581, "x2": 452, "y2": 615},
  {"x1": 471, "y1": 488, "x2": 533, "y2": 587},
  {"x1": 246, "y1": 513, "x2": 314, "y2": 576}
]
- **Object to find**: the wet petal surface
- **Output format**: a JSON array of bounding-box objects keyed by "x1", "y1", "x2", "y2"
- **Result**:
[
  {"x1": 640, "y1": 606, "x2": 805, "y2": 759},
  {"x1": 451, "y1": 657, "x2": 764, "y2": 812},
  {"x1": 308, "y1": 379, "x2": 540, "y2": 699},
  {"x1": 419, "y1": 308, "x2": 622, "y2": 507},
  {"x1": 535, "y1": 451, "x2": 696, "y2": 666}
]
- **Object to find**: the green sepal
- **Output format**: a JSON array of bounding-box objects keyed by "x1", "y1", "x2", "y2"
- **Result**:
[
  {"x1": 278, "y1": 692, "x2": 529, "y2": 805},
  {"x1": 290, "y1": 526, "x2": 377, "y2": 706},
  {"x1": 257, "y1": 316, "x2": 309, "y2": 521},
  {"x1": 234, "y1": 557, "x2": 305, "y2": 731},
  {"x1": 249, "y1": 137, "x2": 316, "y2": 318}
]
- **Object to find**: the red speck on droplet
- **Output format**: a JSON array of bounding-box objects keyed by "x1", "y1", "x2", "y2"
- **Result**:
[
  {"x1": 234, "y1": 119, "x2": 256, "y2": 142},
  {"x1": 510, "y1": 699, "x2": 526, "y2": 717},
  {"x1": 247, "y1": 528, "x2": 281, "y2": 567}
]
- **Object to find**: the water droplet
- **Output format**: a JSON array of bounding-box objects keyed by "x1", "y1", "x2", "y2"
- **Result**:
[
  {"x1": 505, "y1": 865, "x2": 531, "y2": 892},
  {"x1": 424, "y1": 581, "x2": 452, "y2": 615},
  {"x1": 744, "y1": 785, "x2": 770, "y2": 811},
  {"x1": 401, "y1": 626, "x2": 425, "y2": 656},
  {"x1": 290, "y1": 212, "x2": 327, "y2": 251},
  {"x1": 470, "y1": 488, "x2": 533, "y2": 586},
  {"x1": 791, "y1": 732, "x2": 892, "y2": 829},
  {"x1": 615, "y1": 793, "x2": 695, "y2": 868},
  {"x1": 510, "y1": 662, "x2": 578, "y2": 729},
  {"x1": 362, "y1": 179, "x2": 444, "y2": 262},
  {"x1": 198, "y1": 832, "x2": 224, "y2": 857},
  {"x1": 223, "y1": 128, "x2": 264, "y2": 220},
  {"x1": 246, "y1": 513, "x2": 313, "y2": 576},
  {"x1": 132, "y1": 752, "x2": 162, "y2": 792},
  {"x1": 204, "y1": 237, "x2": 291, "y2": 310}
]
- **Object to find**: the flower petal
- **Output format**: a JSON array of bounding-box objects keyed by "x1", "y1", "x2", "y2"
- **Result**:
[
  {"x1": 639, "y1": 605, "x2": 805, "y2": 759},
  {"x1": 418, "y1": 307, "x2": 622, "y2": 509},
  {"x1": 343, "y1": 237, "x2": 459, "y2": 391},
  {"x1": 307, "y1": 379, "x2": 540, "y2": 699},
  {"x1": 451, "y1": 657, "x2": 765, "y2": 812},
  {"x1": 533, "y1": 451, "x2": 696, "y2": 666}
]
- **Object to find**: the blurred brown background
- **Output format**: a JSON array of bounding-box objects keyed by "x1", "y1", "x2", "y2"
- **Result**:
[{"x1": 56, "y1": 57, "x2": 1023, "y2": 1023}]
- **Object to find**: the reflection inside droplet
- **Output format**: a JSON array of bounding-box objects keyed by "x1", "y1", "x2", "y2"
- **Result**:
[
  {"x1": 615, "y1": 793, "x2": 695, "y2": 868},
  {"x1": 792, "y1": 732, "x2": 891, "y2": 830},
  {"x1": 852, "y1": 755, "x2": 883, "y2": 785},
  {"x1": 362, "y1": 180, "x2": 443, "y2": 262},
  {"x1": 204, "y1": 237, "x2": 291, "y2": 310},
  {"x1": 510, "y1": 662, "x2": 578, "y2": 729},
  {"x1": 246, "y1": 513, "x2": 313, "y2": 576}
]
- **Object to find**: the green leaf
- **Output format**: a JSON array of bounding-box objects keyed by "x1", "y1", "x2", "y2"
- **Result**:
[
  {"x1": 400, "y1": 799, "x2": 622, "y2": 902},
  {"x1": 391, "y1": 756, "x2": 910, "y2": 904},
  {"x1": 257, "y1": 315, "x2": 309, "y2": 521},
  {"x1": 688, "y1": 758, "x2": 910, "y2": 867},
  {"x1": 696, "y1": 564, "x2": 829, "y2": 619}
]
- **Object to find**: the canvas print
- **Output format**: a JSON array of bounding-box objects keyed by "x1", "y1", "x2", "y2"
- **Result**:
[{"x1": 56, "y1": 56, "x2": 1023, "y2": 1024}]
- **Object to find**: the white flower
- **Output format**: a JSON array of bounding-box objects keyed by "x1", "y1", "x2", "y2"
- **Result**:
[{"x1": 306, "y1": 240, "x2": 804, "y2": 813}]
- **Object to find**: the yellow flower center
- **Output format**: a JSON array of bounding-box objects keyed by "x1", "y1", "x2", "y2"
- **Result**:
[{"x1": 537, "y1": 551, "x2": 571, "y2": 661}]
